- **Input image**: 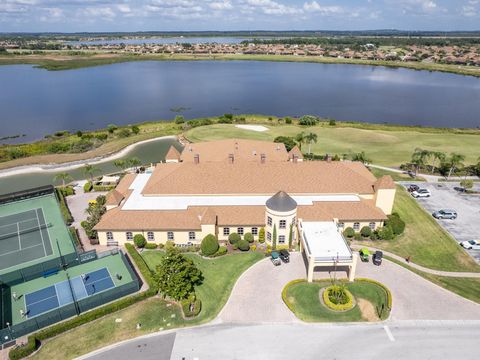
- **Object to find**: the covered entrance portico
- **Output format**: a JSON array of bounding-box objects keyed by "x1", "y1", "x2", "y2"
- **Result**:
[{"x1": 298, "y1": 220, "x2": 357, "y2": 282}]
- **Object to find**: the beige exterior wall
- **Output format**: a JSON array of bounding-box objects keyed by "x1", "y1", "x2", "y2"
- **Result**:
[
  {"x1": 217, "y1": 225, "x2": 263, "y2": 242},
  {"x1": 374, "y1": 188, "x2": 396, "y2": 215},
  {"x1": 265, "y1": 207, "x2": 297, "y2": 246},
  {"x1": 336, "y1": 220, "x2": 384, "y2": 232}
]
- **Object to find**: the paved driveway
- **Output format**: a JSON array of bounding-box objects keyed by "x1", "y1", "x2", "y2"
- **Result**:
[
  {"x1": 401, "y1": 182, "x2": 480, "y2": 262},
  {"x1": 218, "y1": 252, "x2": 480, "y2": 323}
]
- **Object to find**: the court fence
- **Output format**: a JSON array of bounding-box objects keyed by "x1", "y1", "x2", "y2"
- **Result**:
[{"x1": 0, "y1": 251, "x2": 140, "y2": 347}]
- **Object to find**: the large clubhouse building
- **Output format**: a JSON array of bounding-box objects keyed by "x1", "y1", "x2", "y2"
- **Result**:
[{"x1": 95, "y1": 139, "x2": 396, "y2": 281}]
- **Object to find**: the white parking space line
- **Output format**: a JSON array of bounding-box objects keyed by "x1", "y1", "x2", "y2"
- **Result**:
[{"x1": 384, "y1": 325, "x2": 395, "y2": 342}]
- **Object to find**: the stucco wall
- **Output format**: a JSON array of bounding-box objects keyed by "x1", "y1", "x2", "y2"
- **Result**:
[
  {"x1": 265, "y1": 207, "x2": 297, "y2": 246},
  {"x1": 374, "y1": 188, "x2": 396, "y2": 215}
]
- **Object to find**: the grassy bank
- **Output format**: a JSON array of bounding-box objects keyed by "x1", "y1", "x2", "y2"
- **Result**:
[
  {"x1": 2, "y1": 52, "x2": 480, "y2": 77},
  {"x1": 385, "y1": 256, "x2": 480, "y2": 304},
  {"x1": 356, "y1": 186, "x2": 480, "y2": 272},
  {"x1": 283, "y1": 279, "x2": 391, "y2": 322},
  {"x1": 32, "y1": 251, "x2": 263, "y2": 359},
  {"x1": 185, "y1": 123, "x2": 480, "y2": 166}
]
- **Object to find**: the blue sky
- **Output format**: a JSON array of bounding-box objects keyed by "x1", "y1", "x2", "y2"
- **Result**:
[{"x1": 1, "y1": 0, "x2": 479, "y2": 32}]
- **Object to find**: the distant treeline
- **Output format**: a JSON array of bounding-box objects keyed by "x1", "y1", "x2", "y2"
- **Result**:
[{"x1": 1, "y1": 30, "x2": 480, "y2": 42}]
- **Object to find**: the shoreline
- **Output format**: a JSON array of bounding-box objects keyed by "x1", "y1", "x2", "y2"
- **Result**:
[{"x1": 0, "y1": 135, "x2": 177, "y2": 179}]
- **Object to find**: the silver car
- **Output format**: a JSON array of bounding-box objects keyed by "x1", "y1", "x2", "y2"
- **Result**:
[{"x1": 432, "y1": 209, "x2": 457, "y2": 220}]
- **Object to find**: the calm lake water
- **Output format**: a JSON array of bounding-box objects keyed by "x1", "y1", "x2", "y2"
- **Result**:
[{"x1": 1, "y1": 61, "x2": 480, "y2": 144}]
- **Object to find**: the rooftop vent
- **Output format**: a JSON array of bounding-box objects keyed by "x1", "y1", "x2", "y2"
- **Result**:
[
  {"x1": 228, "y1": 153, "x2": 234, "y2": 164},
  {"x1": 260, "y1": 153, "x2": 266, "y2": 164},
  {"x1": 194, "y1": 154, "x2": 200, "y2": 164}
]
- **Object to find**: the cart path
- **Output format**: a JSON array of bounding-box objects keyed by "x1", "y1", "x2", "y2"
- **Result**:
[{"x1": 351, "y1": 245, "x2": 480, "y2": 278}]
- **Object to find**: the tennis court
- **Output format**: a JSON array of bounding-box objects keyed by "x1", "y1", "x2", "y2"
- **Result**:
[
  {"x1": 0, "y1": 208, "x2": 53, "y2": 271},
  {"x1": 23, "y1": 268, "x2": 115, "y2": 318}
]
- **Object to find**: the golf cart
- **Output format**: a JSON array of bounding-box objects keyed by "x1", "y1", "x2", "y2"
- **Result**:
[
  {"x1": 373, "y1": 251, "x2": 383, "y2": 266},
  {"x1": 271, "y1": 251, "x2": 281, "y2": 266},
  {"x1": 279, "y1": 249, "x2": 290, "y2": 263},
  {"x1": 359, "y1": 248, "x2": 370, "y2": 262}
]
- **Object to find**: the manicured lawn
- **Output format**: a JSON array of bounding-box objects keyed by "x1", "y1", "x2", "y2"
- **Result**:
[
  {"x1": 384, "y1": 256, "x2": 480, "y2": 304},
  {"x1": 141, "y1": 250, "x2": 265, "y2": 322},
  {"x1": 358, "y1": 187, "x2": 480, "y2": 272},
  {"x1": 369, "y1": 167, "x2": 426, "y2": 182},
  {"x1": 185, "y1": 123, "x2": 480, "y2": 167},
  {"x1": 31, "y1": 251, "x2": 263, "y2": 359},
  {"x1": 284, "y1": 280, "x2": 390, "y2": 322}
]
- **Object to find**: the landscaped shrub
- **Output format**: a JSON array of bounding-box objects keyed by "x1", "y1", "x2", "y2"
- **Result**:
[
  {"x1": 258, "y1": 228, "x2": 265, "y2": 243},
  {"x1": 144, "y1": 242, "x2": 158, "y2": 250},
  {"x1": 92, "y1": 184, "x2": 116, "y2": 192},
  {"x1": 134, "y1": 234, "x2": 147, "y2": 248},
  {"x1": 237, "y1": 239, "x2": 250, "y2": 251},
  {"x1": 228, "y1": 232, "x2": 241, "y2": 245},
  {"x1": 360, "y1": 226, "x2": 372, "y2": 238},
  {"x1": 322, "y1": 285, "x2": 354, "y2": 311},
  {"x1": 385, "y1": 213, "x2": 405, "y2": 236},
  {"x1": 201, "y1": 234, "x2": 219, "y2": 256},
  {"x1": 244, "y1": 232, "x2": 254, "y2": 243},
  {"x1": 250, "y1": 244, "x2": 257, "y2": 251},
  {"x1": 181, "y1": 298, "x2": 202, "y2": 318},
  {"x1": 83, "y1": 181, "x2": 93, "y2": 192},
  {"x1": 285, "y1": 117, "x2": 292, "y2": 124},
  {"x1": 58, "y1": 186, "x2": 75, "y2": 197},
  {"x1": 69, "y1": 227, "x2": 81, "y2": 247},
  {"x1": 212, "y1": 245, "x2": 228, "y2": 257},
  {"x1": 55, "y1": 188, "x2": 74, "y2": 225},
  {"x1": 343, "y1": 227, "x2": 355, "y2": 238},
  {"x1": 378, "y1": 226, "x2": 394, "y2": 240},
  {"x1": 354, "y1": 233, "x2": 362, "y2": 240}
]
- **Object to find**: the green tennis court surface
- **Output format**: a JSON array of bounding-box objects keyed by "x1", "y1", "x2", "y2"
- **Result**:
[
  {"x1": 0, "y1": 193, "x2": 75, "y2": 275},
  {"x1": 0, "y1": 208, "x2": 54, "y2": 271}
]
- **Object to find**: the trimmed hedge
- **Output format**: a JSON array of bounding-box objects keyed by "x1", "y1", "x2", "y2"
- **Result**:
[
  {"x1": 133, "y1": 234, "x2": 146, "y2": 248},
  {"x1": 343, "y1": 227, "x2": 355, "y2": 238},
  {"x1": 356, "y1": 278, "x2": 392, "y2": 311},
  {"x1": 360, "y1": 226, "x2": 372, "y2": 238},
  {"x1": 244, "y1": 232, "x2": 254, "y2": 243},
  {"x1": 237, "y1": 239, "x2": 250, "y2": 251},
  {"x1": 322, "y1": 286, "x2": 354, "y2": 311},
  {"x1": 228, "y1": 232, "x2": 241, "y2": 245},
  {"x1": 144, "y1": 242, "x2": 158, "y2": 250},
  {"x1": 68, "y1": 227, "x2": 81, "y2": 247},
  {"x1": 83, "y1": 181, "x2": 93, "y2": 192},
  {"x1": 93, "y1": 184, "x2": 116, "y2": 192},
  {"x1": 9, "y1": 245, "x2": 157, "y2": 360},
  {"x1": 201, "y1": 234, "x2": 219, "y2": 256},
  {"x1": 181, "y1": 299, "x2": 202, "y2": 318},
  {"x1": 55, "y1": 188, "x2": 74, "y2": 225},
  {"x1": 281, "y1": 279, "x2": 306, "y2": 313},
  {"x1": 211, "y1": 246, "x2": 228, "y2": 257}
]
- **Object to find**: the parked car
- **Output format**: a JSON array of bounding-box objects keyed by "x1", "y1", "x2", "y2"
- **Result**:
[
  {"x1": 373, "y1": 251, "x2": 383, "y2": 266},
  {"x1": 411, "y1": 188, "x2": 431, "y2": 198},
  {"x1": 432, "y1": 209, "x2": 457, "y2": 220},
  {"x1": 271, "y1": 251, "x2": 281, "y2": 266},
  {"x1": 460, "y1": 240, "x2": 480, "y2": 250},
  {"x1": 279, "y1": 249, "x2": 290, "y2": 263},
  {"x1": 359, "y1": 248, "x2": 370, "y2": 262},
  {"x1": 408, "y1": 184, "x2": 420, "y2": 192}
]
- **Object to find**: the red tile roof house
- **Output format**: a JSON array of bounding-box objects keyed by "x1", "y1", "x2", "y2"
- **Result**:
[{"x1": 95, "y1": 139, "x2": 395, "y2": 281}]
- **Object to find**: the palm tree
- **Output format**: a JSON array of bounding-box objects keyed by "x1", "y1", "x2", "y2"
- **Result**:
[
  {"x1": 447, "y1": 153, "x2": 465, "y2": 179},
  {"x1": 83, "y1": 164, "x2": 99, "y2": 183},
  {"x1": 351, "y1": 151, "x2": 371, "y2": 164},
  {"x1": 305, "y1": 132, "x2": 318, "y2": 155},
  {"x1": 429, "y1": 151, "x2": 445, "y2": 174},
  {"x1": 295, "y1": 132, "x2": 307, "y2": 151},
  {"x1": 411, "y1": 148, "x2": 429, "y2": 176},
  {"x1": 128, "y1": 157, "x2": 142, "y2": 171},
  {"x1": 53, "y1": 172, "x2": 72, "y2": 189},
  {"x1": 113, "y1": 159, "x2": 127, "y2": 171}
]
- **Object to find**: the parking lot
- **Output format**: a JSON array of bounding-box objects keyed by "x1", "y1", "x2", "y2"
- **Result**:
[{"x1": 401, "y1": 182, "x2": 480, "y2": 263}]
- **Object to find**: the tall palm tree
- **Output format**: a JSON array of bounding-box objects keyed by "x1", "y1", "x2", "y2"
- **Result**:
[
  {"x1": 113, "y1": 159, "x2": 127, "y2": 171},
  {"x1": 352, "y1": 151, "x2": 371, "y2": 164},
  {"x1": 53, "y1": 172, "x2": 72, "y2": 189},
  {"x1": 447, "y1": 153, "x2": 465, "y2": 179},
  {"x1": 128, "y1": 157, "x2": 142, "y2": 171},
  {"x1": 429, "y1": 151, "x2": 445, "y2": 174},
  {"x1": 83, "y1": 164, "x2": 99, "y2": 183},
  {"x1": 411, "y1": 148, "x2": 429, "y2": 176},
  {"x1": 295, "y1": 132, "x2": 306, "y2": 151},
  {"x1": 305, "y1": 132, "x2": 318, "y2": 155}
]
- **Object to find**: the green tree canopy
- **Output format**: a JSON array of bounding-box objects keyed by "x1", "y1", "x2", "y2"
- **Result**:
[{"x1": 274, "y1": 136, "x2": 296, "y2": 151}]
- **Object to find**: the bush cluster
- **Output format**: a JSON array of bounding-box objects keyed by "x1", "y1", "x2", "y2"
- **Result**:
[
  {"x1": 134, "y1": 234, "x2": 147, "y2": 248},
  {"x1": 201, "y1": 234, "x2": 219, "y2": 256},
  {"x1": 322, "y1": 286, "x2": 354, "y2": 311},
  {"x1": 144, "y1": 242, "x2": 158, "y2": 249},
  {"x1": 343, "y1": 227, "x2": 355, "y2": 238},
  {"x1": 83, "y1": 181, "x2": 93, "y2": 192},
  {"x1": 298, "y1": 115, "x2": 320, "y2": 126},
  {"x1": 237, "y1": 239, "x2": 250, "y2": 251},
  {"x1": 228, "y1": 232, "x2": 241, "y2": 245},
  {"x1": 244, "y1": 232, "x2": 254, "y2": 243},
  {"x1": 385, "y1": 213, "x2": 405, "y2": 236}
]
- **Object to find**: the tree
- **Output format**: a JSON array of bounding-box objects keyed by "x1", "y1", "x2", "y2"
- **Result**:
[
  {"x1": 54, "y1": 172, "x2": 72, "y2": 189},
  {"x1": 273, "y1": 136, "x2": 296, "y2": 151},
  {"x1": 258, "y1": 228, "x2": 265, "y2": 243},
  {"x1": 295, "y1": 132, "x2": 307, "y2": 151},
  {"x1": 446, "y1": 153, "x2": 465, "y2": 179},
  {"x1": 351, "y1": 151, "x2": 371, "y2": 164},
  {"x1": 174, "y1": 115, "x2": 185, "y2": 124},
  {"x1": 360, "y1": 226, "x2": 372, "y2": 238},
  {"x1": 411, "y1": 148, "x2": 429, "y2": 175},
  {"x1": 83, "y1": 164, "x2": 99, "y2": 183},
  {"x1": 113, "y1": 159, "x2": 127, "y2": 171},
  {"x1": 305, "y1": 132, "x2": 318, "y2": 155},
  {"x1": 460, "y1": 179, "x2": 474, "y2": 191},
  {"x1": 128, "y1": 157, "x2": 142, "y2": 171},
  {"x1": 429, "y1": 151, "x2": 445, "y2": 173},
  {"x1": 244, "y1": 232, "x2": 254, "y2": 243},
  {"x1": 155, "y1": 248, "x2": 203, "y2": 301},
  {"x1": 107, "y1": 124, "x2": 118, "y2": 134},
  {"x1": 134, "y1": 234, "x2": 146, "y2": 248},
  {"x1": 131, "y1": 125, "x2": 140, "y2": 135},
  {"x1": 272, "y1": 224, "x2": 277, "y2": 250},
  {"x1": 288, "y1": 223, "x2": 293, "y2": 250},
  {"x1": 378, "y1": 226, "x2": 394, "y2": 240},
  {"x1": 201, "y1": 234, "x2": 219, "y2": 256},
  {"x1": 343, "y1": 227, "x2": 355, "y2": 238}
]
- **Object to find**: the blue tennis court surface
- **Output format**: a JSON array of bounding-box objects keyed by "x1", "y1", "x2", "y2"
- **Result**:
[{"x1": 24, "y1": 268, "x2": 115, "y2": 318}]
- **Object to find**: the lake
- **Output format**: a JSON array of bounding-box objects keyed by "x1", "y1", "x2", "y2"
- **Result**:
[{"x1": 1, "y1": 61, "x2": 480, "y2": 144}]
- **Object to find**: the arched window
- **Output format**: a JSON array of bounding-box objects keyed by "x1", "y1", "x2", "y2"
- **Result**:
[
  {"x1": 353, "y1": 223, "x2": 360, "y2": 231},
  {"x1": 126, "y1": 232, "x2": 133, "y2": 241},
  {"x1": 147, "y1": 231, "x2": 154, "y2": 241}
]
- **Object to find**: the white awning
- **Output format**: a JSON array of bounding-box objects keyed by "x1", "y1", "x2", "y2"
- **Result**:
[{"x1": 301, "y1": 221, "x2": 352, "y2": 262}]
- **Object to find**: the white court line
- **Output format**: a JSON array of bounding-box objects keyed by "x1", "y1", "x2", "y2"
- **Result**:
[
  {"x1": 35, "y1": 208, "x2": 48, "y2": 257},
  {"x1": 383, "y1": 325, "x2": 395, "y2": 342},
  {"x1": 0, "y1": 243, "x2": 43, "y2": 257},
  {"x1": 26, "y1": 293, "x2": 58, "y2": 308},
  {"x1": 0, "y1": 217, "x2": 39, "y2": 230}
]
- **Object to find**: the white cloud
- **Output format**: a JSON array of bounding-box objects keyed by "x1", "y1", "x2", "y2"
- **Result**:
[
  {"x1": 462, "y1": 5, "x2": 477, "y2": 16},
  {"x1": 82, "y1": 6, "x2": 116, "y2": 19},
  {"x1": 303, "y1": 1, "x2": 343, "y2": 15},
  {"x1": 244, "y1": 0, "x2": 301, "y2": 15},
  {"x1": 117, "y1": 4, "x2": 131, "y2": 14},
  {"x1": 209, "y1": 1, "x2": 233, "y2": 10}
]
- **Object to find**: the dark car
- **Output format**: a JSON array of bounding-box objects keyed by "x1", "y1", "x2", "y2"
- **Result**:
[
  {"x1": 279, "y1": 249, "x2": 290, "y2": 263},
  {"x1": 373, "y1": 251, "x2": 383, "y2": 266},
  {"x1": 408, "y1": 184, "x2": 420, "y2": 192}
]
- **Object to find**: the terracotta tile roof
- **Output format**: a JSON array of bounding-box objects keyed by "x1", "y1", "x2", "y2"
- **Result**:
[
  {"x1": 181, "y1": 139, "x2": 289, "y2": 163},
  {"x1": 116, "y1": 174, "x2": 136, "y2": 196},
  {"x1": 105, "y1": 189, "x2": 124, "y2": 206},
  {"x1": 142, "y1": 161, "x2": 377, "y2": 195},
  {"x1": 374, "y1": 175, "x2": 396, "y2": 190},
  {"x1": 298, "y1": 200, "x2": 387, "y2": 222},
  {"x1": 165, "y1": 145, "x2": 181, "y2": 161}
]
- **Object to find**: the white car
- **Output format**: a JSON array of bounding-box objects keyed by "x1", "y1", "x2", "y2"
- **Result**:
[
  {"x1": 411, "y1": 188, "x2": 431, "y2": 198},
  {"x1": 460, "y1": 240, "x2": 480, "y2": 250}
]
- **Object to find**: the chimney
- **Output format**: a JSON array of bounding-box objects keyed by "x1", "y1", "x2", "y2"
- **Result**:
[
  {"x1": 293, "y1": 154, "x2": 298, "y2": 163},
  {"x1": 326, "y1": 154, "x2": 332, "y2": 163},
  {"x1": 228, "y1": 153, "x2": 234, "y2": 164},
  {"x1": 194, "y1": 154, "x2": 200, "y2": 164},
  {"x1": 260, "y1": 153, "x2": 266, "y2": 164}
]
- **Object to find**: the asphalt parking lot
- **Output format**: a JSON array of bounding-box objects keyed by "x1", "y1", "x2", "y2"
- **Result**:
[{"x1": 401, "y1": 182, "x2": 480, "y2": 263}]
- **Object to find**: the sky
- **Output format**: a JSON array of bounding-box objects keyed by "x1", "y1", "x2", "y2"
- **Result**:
[{"x1": 0, "y1": 0, "x2": 479, "y2": 33}]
